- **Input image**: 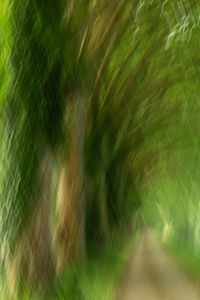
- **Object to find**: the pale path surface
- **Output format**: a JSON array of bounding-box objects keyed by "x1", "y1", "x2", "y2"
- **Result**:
[{"x1": 116, "y1": 230, "x2": 200, "y2": 300}]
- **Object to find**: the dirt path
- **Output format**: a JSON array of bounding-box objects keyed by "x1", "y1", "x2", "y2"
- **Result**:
[{"x1": 116, "y1": 230, "x2": 200, "y2": 300}]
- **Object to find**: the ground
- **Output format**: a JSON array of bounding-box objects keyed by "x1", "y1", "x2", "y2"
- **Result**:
[{"x1": 116, "y1": 229, "x2": 200, "y2": 300}]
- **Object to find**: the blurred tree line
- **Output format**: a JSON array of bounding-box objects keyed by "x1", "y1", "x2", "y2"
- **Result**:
[{"x1": 0, "y1": 0, "x2": 199, "y2": 295}]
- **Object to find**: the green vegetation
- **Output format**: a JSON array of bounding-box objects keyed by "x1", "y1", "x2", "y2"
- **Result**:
[
  {"x1": 143, "y1": 144, "x2": 200, "y2": 278},
  {"x1": 0, "y1": 0, "x2": 200, "y2": 298},
  {"x1": 0, "y1": 225, "x2": 139, "y2": 299}
]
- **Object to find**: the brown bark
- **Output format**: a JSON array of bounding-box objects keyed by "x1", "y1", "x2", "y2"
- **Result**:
[
  {"x1": 9, "y1": 150, "x2": 55, "y2": 297},
  {"x1": 55, "y1": 95, "x2": 86, "y2": 274}
]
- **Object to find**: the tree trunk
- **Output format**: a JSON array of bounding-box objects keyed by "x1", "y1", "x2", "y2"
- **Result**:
[
  {"x1": 55, "y1": 94, "x2": 86, "y2": 274},
  {"x1": 9, "y1": 150, "x2": 55, "y2": 296}
]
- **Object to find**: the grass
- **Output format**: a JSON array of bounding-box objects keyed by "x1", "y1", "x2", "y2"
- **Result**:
[
  {"x1": 53, "y1": 226, "x2": 140, "y2": 300},
  {"x1": 165, "y1": 241, "x2": 200, "y2": 279},
  {"x1": 1, "y1": 223, "x2": 140, "y2": 300}
]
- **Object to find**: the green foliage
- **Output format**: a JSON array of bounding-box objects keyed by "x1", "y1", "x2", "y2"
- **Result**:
[
  {"x1": 0, "y1": 0, "x2": 68, "y2": 252},
  {"x1": 83, "y1": 0, "x2": 200, "y2": 252},
  {"x1": 1, "y1": 0, "x2": 200, "y2": 296}
]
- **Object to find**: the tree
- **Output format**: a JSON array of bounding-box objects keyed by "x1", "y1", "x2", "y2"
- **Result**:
[
  {"x1": 0, "y1": 0, "x2": 67, "y2": 291},
  {"x1": 0, "y1": 0, "x2": 199, "y2": 295}
]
